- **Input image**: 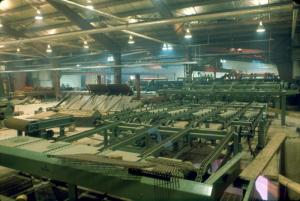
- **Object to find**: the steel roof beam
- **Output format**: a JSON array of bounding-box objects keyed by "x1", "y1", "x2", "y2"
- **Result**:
[
  {"x1": 47, "y1": 0, "x2": 119, "y2": 52},
  {"x1": 0, "y1": 3, "x2": 293, "y2": 46}
]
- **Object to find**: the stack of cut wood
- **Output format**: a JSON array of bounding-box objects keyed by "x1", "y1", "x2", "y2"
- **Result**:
[{"x1": 58, "y1": 95, "x2": 142, "y2": 116}]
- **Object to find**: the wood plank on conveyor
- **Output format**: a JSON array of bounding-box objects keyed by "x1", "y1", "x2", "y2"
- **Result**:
[
  {"x1": 262, "y1": 151, "x2": 279, "y2": 179},
  {"x1": 64, "y1": 95, "x2": 82, "y2": 109},
  {"x1": 240, "y1": 131, "x2": 286, "y2": 181}
]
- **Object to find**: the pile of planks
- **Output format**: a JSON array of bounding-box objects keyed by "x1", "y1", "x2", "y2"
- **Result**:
[{"x1": 58, "y1": 94, "x2": 141, "y2": 116}]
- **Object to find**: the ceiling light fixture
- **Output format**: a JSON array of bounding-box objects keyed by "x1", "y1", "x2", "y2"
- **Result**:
[
  {"x1": 162, "y1": 43, "x2": 173, "y2": 51},
  {"x1": 107, "y1": 56, "x2": 114, "y2": 62},
  {"x1": 184, "y1": 28, "x2": 192, "y2": 39},
  {"x1": 167, "y1": 44, "x2": 173, "y2": 50},
  {"x1": 35, "y1": 9, "x2": 43, "y2": 20},
  {"x1": 128, "y1": 35, "x2": 135, "y2": 44},
  {"x1": 46, "y1": 44, "x2": 52, "y2": 53},
  {"x1": 83, "y1": 40, "x2": 89, "y2": 49},
  {"x1": 162, "y1": 43, "x2": 168, "y2": 51},
  {"x1": 86, "y1": 0, "x2": 94, "y2": 9},
  {"x1": 16, "y1": 48, "x2": 20, "y2": 53},
  {"x1": 256, "y1": 21, "x2": 266, "y2": 33},
  {"x1": 220, "y1": 59, "x2": 226, "y2": 63}
]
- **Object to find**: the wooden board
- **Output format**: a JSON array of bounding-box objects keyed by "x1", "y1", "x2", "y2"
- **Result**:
[
  {"x1": 262, "y1": 151, "x2": 279, "y2": 179},
  {"x1": 240, "y1": 131, "x2": 286, "y2": 181},
  {"x1": 279, "y1": 174, "x2": 300, "y2": 194}
]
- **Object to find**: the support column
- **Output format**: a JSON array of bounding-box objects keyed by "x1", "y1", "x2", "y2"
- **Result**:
[
  {"x1": 184, "y1": 48, "x2": 192, "y2": 82},
  {"x1": 281, "y1": 94, "x2": 286, "y2": 126},
  {"x1": 233, "y1": 132, "x2": 240, "y2": 155},
  {"x1": 257, "y1": 121, "x2": 266, "y2": 150},
  {"x1": 51, "y1": 60, "x2": 61, "y2": 99},
  {"x1": 113, "y1": 52, "x2": 121, "y2": 84},
  {"x1": 135, "y1": 74, "x2": 141, "y2": 100},
  {"x1": 97, "y1": 75, "x2": 102, "y2": 84},
  {"x1": 275, "y1": 97, "x2": 280, "y2": 118},
  {"x1": 0, "y1": 75, "x2": 5, "y2": 97}
]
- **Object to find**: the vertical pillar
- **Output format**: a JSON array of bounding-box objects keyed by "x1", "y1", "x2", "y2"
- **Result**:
[
  {"x1": 81, "y1": 74, "x2": 86, "y2": 89},
  {"x1": 275, "y1": 97, "x2": 280, "y2": 118},
  {"x1": 103, "y1": 74, "x2": 106, "y2": 84},
  {"x1": 184, "y1": 48, "x2": 192, "y2": 82},
  {"x1": 113, "y1": 52, "x2": 121, "y2": 84},
  {"x1": 135, "y1": 74, "x2": 141, "y2": 100},
  {"x1": 257, "y1": 121, "x2": 265, "y2": 149},
  {"x1": 281, "y1": 93, "x2": 286, "y2": 126},
  {"x1": 104, "y1": 130, "x2": 108, "y2": 146},
  {"x1": 51, "y1": 60, "x2": 61, "y2": 99},
  {"x1": 233, "y1": 132, "x2": 240, "y2": 155},
  {"x1": 59, "y1": 126, "x2": 65, "y2": 137},
  {"x1": 0, "y1": 75, "x2": 5, "y2": 97},
  {"x1": 97, "y1": 75, "x2": 102, "y2": 84}
]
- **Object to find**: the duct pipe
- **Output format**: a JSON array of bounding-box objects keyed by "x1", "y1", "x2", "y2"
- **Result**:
[
  {"x1": 0, "y1": 3, "x2": 293, "y2": 46},
  {"x1": 56, "y1": 0, "x2": 173, "y2": 45}
]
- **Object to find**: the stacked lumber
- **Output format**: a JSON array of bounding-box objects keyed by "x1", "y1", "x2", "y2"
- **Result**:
[{"x1": 58, "y1": 95, "x2": 141, "y2": 116}]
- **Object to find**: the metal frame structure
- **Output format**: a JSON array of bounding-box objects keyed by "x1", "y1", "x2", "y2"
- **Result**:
[
  {"x1": 158, "y1": 81, "x2": 299, "y2": 126},
  {"x1": 4, "y1": 115, "x2": 74, "y2": 138},
  {"x1": 0, "y1": 100, "x2": 268, "y2": 200}
]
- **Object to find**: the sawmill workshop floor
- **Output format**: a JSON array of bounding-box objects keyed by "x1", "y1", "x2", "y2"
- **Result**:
[{"x1": 0, "y1": 103, "x2": 299, "y2": 200}]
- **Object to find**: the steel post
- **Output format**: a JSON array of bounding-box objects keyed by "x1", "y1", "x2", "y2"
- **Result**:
[{"x1": 281, "y1": 94, "x2": 286, "y2": 126}]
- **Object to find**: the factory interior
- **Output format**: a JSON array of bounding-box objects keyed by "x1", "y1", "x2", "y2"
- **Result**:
[{"x1": 0, "y1": 0, "x2": 300, "y2": 201}]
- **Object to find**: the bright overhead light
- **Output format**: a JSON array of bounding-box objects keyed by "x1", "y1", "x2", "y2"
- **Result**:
[
  {"x1": 0, "y1": 21, "x2": 3, "y2": 28},
  {"x1": 184, "y1": 28, "x2": 192, "y2": 39},
  {"x1": 256, "y1": 21, "x2": 265, "y2": 33},
  {"x1": 46, "y1": 44, "x2": 52, "y2": 53},
  {"x1": 107, "y1": 56, "x2": 114, "y2": 62},
  {"x1": 220, "y1": 59, "x2": 226, "y2": 63},
  {"x1": 86, "y1": 0, "x2": 94, "y2": 9},
  {"x1": 76, "y1": 64, "x2": 81, "y2": 67},
  {"x1": 162, "y1": 43, "x2": 168, "y2": 51},
  {"x1": 162, "y1": 43, "x2": 173, "y2": 51},
  {"x1": 167, "y1": 44, "x2": 173, "y2": 50},
  {"x1": 83, "y1": 40, "x2": 89, "y2": 49},
  {"x1": 128, "y1": 35, "x2": 135, "y2": 44},
  {"x1": 35, "y1": 9, "x2": 43, "y2": 20},
  {"x1": 16, "y1": 48, "x2": 20, "y2": 53}
]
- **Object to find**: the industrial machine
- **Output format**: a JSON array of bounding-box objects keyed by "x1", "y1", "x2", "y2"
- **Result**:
[
  {"x1": 0, "y1": 100, "x2": 268, "y2": 200},
  {"x1": 0, "y1": 98, "x2": 14, "y2": 128},
  {"x1": 4, "y1": 115, "x2": 74, "y2": 139},
  {"x1": 158, "y1": 80, "x2": 299, "y2": 126}
]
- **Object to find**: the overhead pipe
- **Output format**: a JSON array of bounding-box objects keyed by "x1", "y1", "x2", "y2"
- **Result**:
[
  {"x1": 0, "y1": 61, "x2": 198, "y2": 74},
  {"x1": 57, "y1": 0, "x2": 174, "y2": 45},
  {"x1": 57, "y1": 0, "x2": 127, "y2": 23},
  {"x1": 0, "y1": 3, "x2": 293, "y2": 46}
]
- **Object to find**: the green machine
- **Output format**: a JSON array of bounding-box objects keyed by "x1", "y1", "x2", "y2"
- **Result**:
[
  {"x1": 4, "y1": 115, "x2": 75, "y2": 139},
  {"x1": 0, "y1": 74, "x2": 14, "y2": 128},
  {"x1": 0, "y1": 101, "x2": 269, "y2": 200},
  {"x1": 0, "y1": 98, "x2": 14, "y2": 128}
]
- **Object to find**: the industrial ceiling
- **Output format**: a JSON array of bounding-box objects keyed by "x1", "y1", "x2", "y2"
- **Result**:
[{"x1": 0, "y1": 0, "x2": 298, "y2": 77}]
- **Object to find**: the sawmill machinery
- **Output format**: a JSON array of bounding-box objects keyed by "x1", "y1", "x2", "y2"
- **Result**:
[
  {"x1": 4, "y1": 115, "x2": 74, "y2": 139},
  {"x1": 158, "y1": 80, "x2": 299, "y2": 126},
  {"x1": 0, "y1": 98, "x2": 14, "y2": 129},
  {"x1": 0, "y1": 100, "x2": 269, "y2": 201}
]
